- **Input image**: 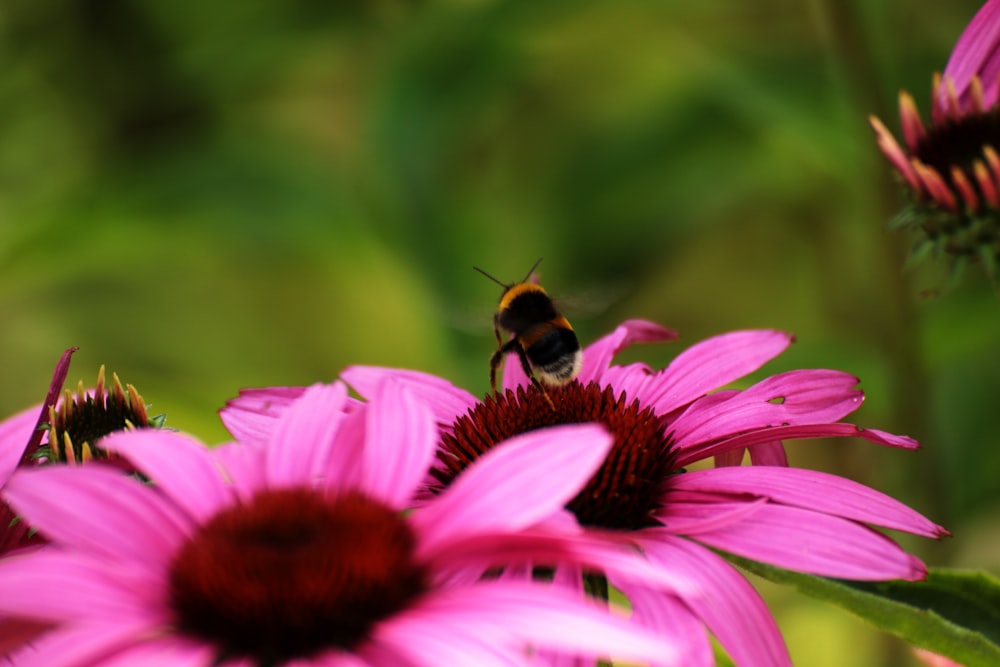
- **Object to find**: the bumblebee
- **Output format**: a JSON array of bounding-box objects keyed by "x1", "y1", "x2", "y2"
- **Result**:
[{"x1": 474, "y1": 259, "x2": 583, "y2": 404}]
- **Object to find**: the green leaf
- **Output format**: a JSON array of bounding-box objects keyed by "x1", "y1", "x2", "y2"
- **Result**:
[{"x1": 725, "y1": 556, "x2": 1000, "y2": 667}]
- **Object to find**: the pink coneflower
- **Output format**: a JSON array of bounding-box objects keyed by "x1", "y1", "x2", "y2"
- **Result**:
[
  {"x1": 335, "y1": 319, "x2": 948, "y2": 667},
  {"x1": 870, "y1": 0, "x2": 1000, "y2": 270},
  {"x1": 0, "y1": 380, "x2": 685, "y2": 667}
]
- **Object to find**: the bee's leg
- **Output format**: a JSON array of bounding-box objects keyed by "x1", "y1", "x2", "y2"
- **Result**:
[
  {"x1": 513, "y1": 346, "x2": 556, "y2": 411},
  {"x1": 489, "y1": 338, "x2": 520, "y2": 393}
]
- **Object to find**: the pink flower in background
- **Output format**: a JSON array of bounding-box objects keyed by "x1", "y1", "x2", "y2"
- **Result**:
[
  {"x1": 870, "y1": 0, "x2": 1000, "y2": 268},
  {"x1": 335, "y1": 319, "x2": 948, "y2": 667},
  {"x1": 0, "y1": 380, "x2": 684, "y2": 667}
]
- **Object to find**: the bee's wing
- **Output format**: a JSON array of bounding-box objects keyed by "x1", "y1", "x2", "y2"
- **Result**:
[{"x1": 552, "y1": 279, "x2": 633, "y2": 320}]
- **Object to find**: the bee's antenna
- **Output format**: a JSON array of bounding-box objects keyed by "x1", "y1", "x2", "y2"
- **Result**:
[
  {"x1": 473, "y1": 265, "x2": 508, "y2": 288},
  {"x1": 521, "y1": 257, "x2": 543, "y2": 283}
]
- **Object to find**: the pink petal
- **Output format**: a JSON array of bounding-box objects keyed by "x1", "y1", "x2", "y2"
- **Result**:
[
  {"x1": 659, "y1": 503, "x2": 927, "y2": 580},
  {"x1": 577, "y1": 319, "x2": 678, "y2": 385},
  {"x1": 391, "y1": 581, "x2": 680, "y2": 666},
  {"x1": 0, "y1": 406, "x2": 37, "y2": 482},
  {"x1": 90, "y1": 638, "x2": 217, "y2": 667},
  {"x1": 219, "y1": 386, "x2": 307, "y2": 444},
  {"x1": 210, "y1": 441, "x2": 268, "y2": 499},
  {"x1": 299, "y1": 653, "x2": 373, "y2": 667},
  {"x1": 596, "y1": 362, "x2": 655, "y2": 399},
  {"x1": 3, "y1": 618, "x2": 167, "y2": 667},
  {"x1": 748, "y1": 441, "x2": 788, "y2": 466},
  {"x1": 410, "y1": 424, "x2": 612, "y2": 555},
  {"x1": 667, "y1": 467, "x2": 946, "y2": 538},
  {"x1": 370, "y1": 619, "x2": 524, "y2": 667},
  {"x1": 639, "y1": 535, "x2": 791, "y2": 667},
  {"x1": 359, "y1": 379, "x2": 437, "y2": 508},
  {"x1": 3, "y1": 466, "x2": 190, "y2": 571},
  {"x1": 425, "y1": 528, "x2": 698, "y2": 596},
  {"x1": 499, "y1": 350, "x2": 530, "y2": 395},
  {"x1": 641, "y1": 331, "x2": 793, "y2": 416},
  {"x1": 99, "y1": 429, "x2": 232, "y2": 523},
  {"x1": 0, "y1": 549, "x2": 160, "y2": 622},
  {"x1": 941, "y1": 0, "x2": 1000, "y2": 109},
  {"x1": 341, "y1": 366, "x2": 477, "y2": 425},
  {"x1": 869, "y1": 115, "x2": 922, "y2": 191},
  {"x1": 266, "y1": 382, "x2": 350, "y2": 488},
  {"x1": 676, "y1": 422, "x2": 918, "y2": 467},
  {"x1": 20, "y1": 347, "x2": 78, "y2": 466},
  {"x1": 616, "y1": 582, "x2": 713, "y2": 667},
  {"x1": 669, "y1": 369, "x2": 864, "y2": 445}
]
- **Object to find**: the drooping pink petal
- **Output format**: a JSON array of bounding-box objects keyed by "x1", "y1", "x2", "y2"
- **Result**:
[
  {"x1": 265, "y1": 382, "x2": 350, "y2": 488},
  {"x1": 410, "y1": 424, "x2": 612, "y2": 555},
  {"x1": 617, "y1": 581, "x2": 713, "y2": 667},
  {"x1": 341, "y1": 366, "x2": 478, "y2": 425},
  {"x1": 387, "y1": 581, "x2": 680, "y2": 666},
  {"x1": 941, "y1": 0, "x2": 1000, "y2": 110},
  {"x1": 359, "y1": 379, "x2": 437, "y2": 508},
  {"x1": 641, "y1": 535, "x2": 791, "y2": 667},
  {"x1": 3, "y1": 466, "x2": 190, "y2": 571},
  {"x1": 659, "y1": 502, "x2": 927, "y2": 580},
  {"x1": 641, "y1": 330, "x2": 793, "y2": 416},
  {"x1": 0, "y1": 550, "x2": 162, "y2": 623},
  {"x1": 666, "y1": 467, "x2": 947, "y2": 538},
  {"x1": 668, "y1": 369, "x2": 864, "y2": 445},
  {"x1": 99, "y1": 429, "x2": 233, "y2": 523},
  {"x1": 370, "y1": 618, "x2": 525, "y2": 667},
  {"x1": 674, "y1": 422, "x2": 919, "y2": 467},
  {"x1": 748, "y1": 441, "x2": 789, "y2": 466},
  {"x1": 577, "y1": 319, "x2": 677, "y2": 385},
  {"x1": 219, "y1": 386, "x2": 307, "y2": 444}
]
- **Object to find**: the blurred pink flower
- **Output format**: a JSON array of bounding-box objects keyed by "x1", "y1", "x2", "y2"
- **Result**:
[
  {"x1": 327, "y1": 319, "x2": 949, "y2": 667},
  {"x1": 0, "y1": 380, "x2": 683, "y2": 667},
  {"x1": 870, "y1": 0, "x2": 1000, "y2": 268}
]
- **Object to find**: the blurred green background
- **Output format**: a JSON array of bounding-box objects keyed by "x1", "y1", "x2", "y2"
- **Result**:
[{"x1": 1, "y1": 0, "x2": 997, "y2": 664}]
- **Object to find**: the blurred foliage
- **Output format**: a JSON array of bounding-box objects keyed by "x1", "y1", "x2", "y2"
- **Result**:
[{"x1": 1, "y1": 0, "x2": 997, "y2": 663}]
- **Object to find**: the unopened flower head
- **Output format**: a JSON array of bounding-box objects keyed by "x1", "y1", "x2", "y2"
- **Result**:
[
  {"x1": 870, "y1": 0, "x2": 1000, "y2": 274},
  {"x1": 43, "y1": 365, "x2": 161, "y2": 465},
  {"x1": 0, "y1": 351, "x2": 161, "y2": 558}
]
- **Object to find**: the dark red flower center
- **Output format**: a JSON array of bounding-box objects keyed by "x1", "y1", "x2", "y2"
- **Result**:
[
  {"x1": 435, "y1": 382, "x2": 675, "y2": 531},
  {"x1": 915, "y1": 111, "x2": 1000, "y2": 178},
  {"x1": 168, "y1": 488, "x2": 427, "y2": 665}
]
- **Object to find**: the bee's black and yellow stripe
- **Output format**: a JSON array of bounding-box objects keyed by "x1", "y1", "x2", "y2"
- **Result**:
[{"x1": 495, "y1": 282, "x2": 581, "y2": 386}]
